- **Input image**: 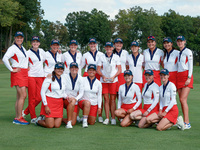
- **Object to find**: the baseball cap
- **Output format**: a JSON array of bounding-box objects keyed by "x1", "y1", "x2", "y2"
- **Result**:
[
  {"x1": 114, "y1": 38, "x2": 123, "y2": 43},
  {"x1": 124, "y1": 70, "x2": 133, "y2": 76},
  {"x1": 70, "y1": 62, "x2": 78, "y2": 68},
  {"x1": 88, "y1": 64, "x2": 96, "y2": 70},
  {"x1": 32, "y1": 36, "x2": 40, "y2": 42},
  {"x1": 163, "y1": 37, "x2": 172, "y2": 43},
  {"x1": 55, "y1": 62, "x2": 64, "y2": 69},
  {"x1": 144, "y1": 69, "x2": 154, "y2": 75},
  {"x1": 160, "y1": 69, "x2": 169, "y2": 75},
  {"x1": 70, "y1": 40, "x2": 78, "y2": 45},
  {"x1": 147, "y1": 36, "x2": 155, "y2": 41},
  {"x1": 105, "y1": 42, "x2": 113, "y2": 47},
  {"x1": 131, "y1": 41, "x2": 139, "y2": 47},
  {"x1": 89, "y1": 38, "x2": 96, "y2": 44},
  {"x1": 176, "y1": 35, "x2": 185, "y2": 41},
  {"x1": 15, "y1": 31, "x2": 24, "y2": 37},
  {"x1": 51, "y1": 39, "x2": 60, "y2": 45}
]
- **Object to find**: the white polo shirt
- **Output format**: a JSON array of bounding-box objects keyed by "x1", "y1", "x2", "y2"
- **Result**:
[
  {"x1": 81, "y1": 50, "x2": 104, "y2": 72},
  {"x1": 41, "y1": 74, "x2": 67, "y2": 106},
  {"x1": 159, "y1": 81, "x2": 177, "y2": 112},
  {"x1": 163, "y1": 49, "x2": 179, "y2": 72},
  {"x1": 97, "y1": 53, "x2": 121, "y2": 83},
  {"x1": 27, "y1": 48, "x2": 46, "y2": 77},
  {"x1": 81, "y1": 77, "x2": 102, "y2": 108},
  {"x1": 44, "y1": 50, "x2": 62, "y2": 77},
  {"x1": 3, "y1": 44, "x2": 28, "y2": 71},
  {"x1": 143, "y1": 48, "x2": 164, "y2": 71},
  {"x1": 126, "y1": 53, "x2": 144, "y2": 83},
  {"x1": 114, "y1": 49, "x2": 129, "y2": 72},
  {"x1": 177, "y1": 47, "x2": 193, "y2": 78},
  {"x1": 63, "y1": 73, "x2": 84, "y2": 104},
  {"x1": 142, "y1": 81, "x2": 159, "y2": 112},
  {"x1": 118, "y1": 82, "x2": 142, "y2": 110},
  {"x1": 62, "y1": 50, "x2": 82, "y2": 75}
]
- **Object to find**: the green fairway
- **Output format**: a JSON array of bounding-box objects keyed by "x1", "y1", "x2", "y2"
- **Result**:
[{"x1": 0, "y1": 64, "x2": 200, "y2": 150}]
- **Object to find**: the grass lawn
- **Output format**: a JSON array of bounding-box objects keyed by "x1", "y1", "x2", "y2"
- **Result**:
[{"x1": 0, "y1": 64, "x2": 200, "y2": 150}]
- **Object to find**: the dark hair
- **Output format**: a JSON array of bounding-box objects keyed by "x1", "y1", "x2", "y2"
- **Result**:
[
  {"x1": 113, "y1": 48, "x2": 117, "y2": 54},
  {"x1": 52, "y1": 71, "x2": 56, "y2": 81},
  {"x1": 163, "y1": 44, "x2": 177, "y2": 59}
]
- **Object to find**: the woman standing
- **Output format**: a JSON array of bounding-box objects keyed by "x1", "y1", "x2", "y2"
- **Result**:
[
  {"x1": 62, "y1": 40, "x2": 82, "y2": 75},
  {"x1": 143, "y1": 36, "x2": 164, "y2": 86},
  {"x1": 37, "y1": 62, "x2": 66, "y2": 128},
  {"x1": 44, "y1": 40, "x2": 62, "y2": 77},
  {"x1": 79, "y1": 64, "x2": 102, "y2": 128},
  {"x1": 146, "y1": 69, "x2": 185, "y2": 131},
  {"x1": 2, "y1": 31, "x2": 29, "y2": 125},
  {"x1": 114, "y1": 70, "x2": 142, "y2": 127},
  {"x1": 97, "y1": 42, "x2": 121, "y2": 125},
  {"x1": 113, "y1": 38, "x2": 128, "y2": 89},
  {"x1": 129, "y1": 69, "x2": 159, "y2": 128},
  {"x1": 23, "y1": 36, "x2": 46, "y2": 123},
  {"x1": 81, "y1": 38, "x2": 104, "y2": 122},
  {"x1": 126, "y1": 41, "x2": 144, "y2": 92},
  {"x1": 63, "y1": 62, "x2": 84, "y2": 128},
  {"x1": 176, "y1": 36, "x2": 193, "y2": 129},
  {"x1": 162, "y1": 37, "x2": 179, "y2": 86}
]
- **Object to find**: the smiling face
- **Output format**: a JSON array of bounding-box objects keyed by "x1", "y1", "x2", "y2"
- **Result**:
[
  {"x1": 32, "y1": 40, "x2": 40, "y2": 49},
  {"x1": 14, "y1": 36, "x2": 24, "y2": 46},
  {"x1": 105, "y1": 46, "x2": 114, "y2": 55},
  {"x1": 70, "y1": 66, "x2": 78, "y2": 75},
  {"x1": 88, "y1": 68, "x2": 96, "y2": 77},
  {"x1": 160, "y1": 74, "x2": 169, "y2": 83},
  {"x1": 163, "y1": 41, "x2": 173, "y2": 51},
  {"x1": 124, "y1": 74, "x2": 133, "y2": 83},
  {"x1": 114, "y1": 42, "x2": 123, "y2": 51},
  {"x1": 55, "y1": 68, "x2": 64, "y2": 76},
  {"x1": 131, "y1": 45, "x2": 139, "y2": 54},
  {"x1": 147, "y1": 40, "x2": 156, "y2": 50},
  {"x1": 177, "y1": 40, "x2": 186, "y2": 50},
  {"x1": 145, "y1": 74, "x2": 154, "y2": 84},
  {"x1": 89, "y1": 42, "x2": 97, "y2": 51},
  {"x1": 51, "y1": 43, "x2": 59, "y2": 53},
  {"x1": 70, "y1": 43, "x2": 78, "y2": 52}
]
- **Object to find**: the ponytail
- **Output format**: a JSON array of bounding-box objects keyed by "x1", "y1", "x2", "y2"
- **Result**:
[{"x1": 52, "y1": 71, "x2": 56, "y2": 81}]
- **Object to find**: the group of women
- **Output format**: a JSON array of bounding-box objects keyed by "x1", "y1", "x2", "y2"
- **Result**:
[{"x1": 3, "y1": 31, "x2": 193, "y2": 130}]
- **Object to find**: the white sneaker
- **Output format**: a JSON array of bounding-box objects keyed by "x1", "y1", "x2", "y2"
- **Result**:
[
  {"x1": 177, "y1": 116, "x2": 185, "y2": 130},
  {"x1": 77, "y1": 116, "x2": 83, "y2": 123},
  {"x1": 82, "y1": 120, "x2": 88, "y2": 128},
  {"x1": 184, "y1": 122, "x2": 191, "y2": 129},
  {"x1": 103, "y1": 119, "x2": 109, "y2": 125},
  {"x1": 119, "y1": 119, "x2": 123, "y2": 122},
  {"x1": 66, "y1": 121, "x2": 73, "y2": 129},
  {"x1": 98, "y1": 117, "x2": 103, "y2": 123},
  {"x1": 31, "y1": 118, "x2": 37, "y2": 124},
  {"x1": 22, "y1": 110, "x2": 26, "y2": 118},
  {"x1": 111, "y1": 119, "x2": 116, "y2": 125},
  {"x1": 35, "y1": 115, "x2": 45, "y2": 125}
]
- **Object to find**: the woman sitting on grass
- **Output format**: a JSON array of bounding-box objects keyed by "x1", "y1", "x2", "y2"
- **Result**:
[{"x1": 36, "y1": 62, "x2": 66, "y2": 128}]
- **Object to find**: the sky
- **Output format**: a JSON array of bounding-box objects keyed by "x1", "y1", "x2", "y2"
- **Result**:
[{"x1": 41, "y1": 0, "x2": 200, "y2": 24}]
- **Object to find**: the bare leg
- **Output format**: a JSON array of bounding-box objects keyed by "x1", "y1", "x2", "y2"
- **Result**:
[
  {"x1": 120, "y1": 114, "x2": 133, "y2": 127},
  {"x1": 115, "y1": 108, "x2": 127, "y2": 119},
  {"x1": 72, "y1": 112, "x2": 77, "y2": 126},
  {"x1": 103, "y1": 94, "x2": 110, "y2": 119},
  {"x1": 156, "y1": 118, "x2": 173, "y2": 131},
  {"x1": 67, "y1": 99, "x2": 76, "y2": 121},
  {"x1": 146, "y1": 113, "x2": 160, "y2": 125},
  {"x1": 178, "y1": 87, "x2": 190, "y2": 123},
  {"x1": 110, "y1": 94, "x2": 116, "y2": 119},
  {"x1": 130, "y1": 110, "x2": 142, "y2": 120},
  {"x1": 138, "y1": 117, "x2": 152, "y2": 128},
  {"x1": 88, "y1": 116, "x2": 96, "y2": 125},
  {"x1": 15, "y1": 86, "x2": 27, "y2": 118},
  {"x1": 38, "y1": 117, "x2": 55, "y2": 128},
  {"x1": 54, "y1": 118, "x2": 62, "y2": 128}
]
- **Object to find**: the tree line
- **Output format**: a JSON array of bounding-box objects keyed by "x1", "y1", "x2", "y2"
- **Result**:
[{"x1": 1, "y1": 1, "x2": 200, "y2": 64}]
